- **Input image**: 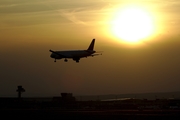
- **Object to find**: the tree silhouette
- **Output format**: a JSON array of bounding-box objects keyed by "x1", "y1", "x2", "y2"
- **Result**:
[{"x1": 16, "y1": 86, "x2": 25, "y2": 98}]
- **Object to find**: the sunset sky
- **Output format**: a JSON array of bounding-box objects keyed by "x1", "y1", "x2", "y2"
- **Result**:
[{"x1": 0, "y1": 0, "x2": 180, "y2": 97}]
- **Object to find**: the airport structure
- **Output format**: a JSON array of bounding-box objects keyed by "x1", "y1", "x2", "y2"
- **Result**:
[
  {"x1": 0, "y1": 86, "x2": 180, "y2": 119},
  {"x1": 0, "y1": 93, "x2": 180, "y2": 110}
]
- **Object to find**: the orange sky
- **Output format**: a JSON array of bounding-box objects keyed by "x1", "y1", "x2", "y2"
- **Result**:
[{"x1": 0, "y1": 0, "x2": 180, "y2": 97}]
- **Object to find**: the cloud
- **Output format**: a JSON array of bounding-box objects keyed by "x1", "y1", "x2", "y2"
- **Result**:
[
  {"x1": 0, "y1": 0, "x2": 108, "y2": 26},
  {"x1": 57, "y1": 1, "x2": 114, "y2": 25},
  {"x1": 1, "y1": 0, "x2": 180, "y2": 29},
  {"x1": 59, "y1": 8, "x2": 88, "y2": 25}
]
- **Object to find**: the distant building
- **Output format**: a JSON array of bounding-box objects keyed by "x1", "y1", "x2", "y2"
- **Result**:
[{"x1": 53, "y1": 93, "x2": 76, "y2": 102}]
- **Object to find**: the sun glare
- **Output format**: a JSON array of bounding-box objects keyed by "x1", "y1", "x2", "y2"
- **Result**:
[{"x1": 109, "y1": 5, "x2": 155, "y2": 43}]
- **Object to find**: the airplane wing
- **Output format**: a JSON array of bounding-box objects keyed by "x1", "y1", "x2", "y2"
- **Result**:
[{"x1": 49, "y1": 49, "x2": 67, "y2": 58}]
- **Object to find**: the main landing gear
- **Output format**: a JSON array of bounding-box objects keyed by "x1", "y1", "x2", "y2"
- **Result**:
[
  {"x1": 73, "y1": 58, "x2": 80, "y2": 63},
  {"x1": 53, "y1": 58, "x2": 79, "y2": 63}
]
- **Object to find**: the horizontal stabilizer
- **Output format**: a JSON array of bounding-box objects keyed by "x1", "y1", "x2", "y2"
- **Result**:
[{"x1": 91, "y1": 53, "x2": 102, "y2": 56}]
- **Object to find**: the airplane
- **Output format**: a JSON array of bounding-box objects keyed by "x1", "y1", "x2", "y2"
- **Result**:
[{"x1": 49, "y1": 39, "x2": 102, "y2": 63}]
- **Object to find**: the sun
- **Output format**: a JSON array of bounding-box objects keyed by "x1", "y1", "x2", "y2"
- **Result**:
[{"x1": 110, "y1": 6, "x2": 155, "y2": 43}]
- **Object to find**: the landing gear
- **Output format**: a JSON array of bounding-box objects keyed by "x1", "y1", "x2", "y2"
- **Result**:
[
  {"x1": 54, "y1": 59, "x2": 56, "y2": 62},
  {"x1": 64, "y1": 58, "x2": 68, "y2": 62},
  {"x1": 73, "y1": 58, "x2": 80, "y2": 63}
]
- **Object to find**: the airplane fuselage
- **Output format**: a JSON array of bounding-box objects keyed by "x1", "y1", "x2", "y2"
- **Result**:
[{"x1": 50, "y1": 50, "x2": 95, "y2": 60}]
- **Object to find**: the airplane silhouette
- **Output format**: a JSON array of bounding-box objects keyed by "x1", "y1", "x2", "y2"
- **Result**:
[{"x1": 49, "y1": 39, "x2": 102, "y2": 63}]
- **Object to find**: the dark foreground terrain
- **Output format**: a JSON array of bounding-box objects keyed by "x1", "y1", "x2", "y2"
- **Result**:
[
  {"x1": 1, "y1": 93, "x2": 180, "y2": 119},
  {"x1": 1, "y1": 109, "x2": 180, "y2": 120}
]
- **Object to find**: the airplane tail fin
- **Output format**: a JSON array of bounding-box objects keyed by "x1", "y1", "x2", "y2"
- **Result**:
[{"x1": 87, "y1": 39, "x2": 95, "y2": 50}]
